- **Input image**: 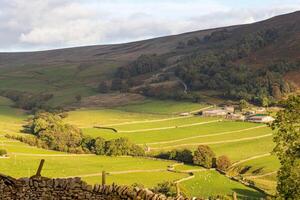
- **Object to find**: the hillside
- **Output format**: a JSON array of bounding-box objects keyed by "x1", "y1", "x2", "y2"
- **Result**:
[{"x1": 0, "y1": 11, "x2": 299, "y2": 108}]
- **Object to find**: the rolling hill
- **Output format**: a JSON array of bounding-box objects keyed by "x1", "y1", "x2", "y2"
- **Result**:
[{"x1": 0, "y1": 11, "x2": 299, "y2": 108}]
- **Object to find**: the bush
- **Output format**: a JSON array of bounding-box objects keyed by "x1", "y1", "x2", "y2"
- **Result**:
[
  {"x1": 105, "y1": 137, "x2": 145, "y2": 156},
  {"x1": 152, "y1": 181, "x2": 177, "y2": 197},
  {"x1": 193, "y1": 145, "x2": 216, "y2": 168},
  {"x1": 0, "y1": 149, "x2": 7, "y2": 156},
  {"x1": 156, "y1": 149, "x2": 193, "y2": 164},
  {"x1": 216, "y1": 155, "x2": 231, "y2": 171}
]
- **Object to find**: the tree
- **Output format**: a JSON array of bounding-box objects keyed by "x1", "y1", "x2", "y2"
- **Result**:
[
  {"x1": 239, "y1": 99, "x2": 249, "y2": 111},
  {"x1": 193, "y1": 145, "x2": 216, "y2": 168},
  {"x1": 271, "y1": 95, "x2": 300, "y2": 199},
  {"x1": 216, "y1": 155, "x2": 231, "y2": 171},
  {"x1": 98, "y1": 81, "x2": 109, "y2": 93},
  {"x1": 75, "y1": 95, "x2": 82, "y2": 102},
  {"x1": 111, "y1": 79, "x2": 123, "y2": 91},
  {"x1": 27, "y1": 112, "x2": 84, "y2": 153}
]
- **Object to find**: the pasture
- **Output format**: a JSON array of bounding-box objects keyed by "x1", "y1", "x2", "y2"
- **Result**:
[{"x1": 0, "y1": 96, "x2": 277, "y2": 198}]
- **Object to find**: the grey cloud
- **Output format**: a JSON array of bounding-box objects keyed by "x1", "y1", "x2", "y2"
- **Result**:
[{"x1": 0, "y1": 0, "x2": 299, "y2": 52}]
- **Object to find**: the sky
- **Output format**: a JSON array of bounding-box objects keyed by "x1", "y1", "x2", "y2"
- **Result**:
[{"x1": 0, "y1": 0, "x2": 299, "y2": 52}]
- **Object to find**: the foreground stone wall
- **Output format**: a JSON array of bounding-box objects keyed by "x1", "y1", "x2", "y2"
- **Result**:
[{"x1": 0, "y1": 174, "x2": 189, "y2": 200}]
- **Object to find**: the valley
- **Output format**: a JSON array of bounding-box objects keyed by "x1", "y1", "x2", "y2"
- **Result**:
[{"x1": 0, "y1": 96, "x2": 277, "y2": 198}]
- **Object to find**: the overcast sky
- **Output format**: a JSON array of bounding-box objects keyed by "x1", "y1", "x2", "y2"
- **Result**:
[{"x1": 0, "y1": 0, "x2": 299, "y2": 52}]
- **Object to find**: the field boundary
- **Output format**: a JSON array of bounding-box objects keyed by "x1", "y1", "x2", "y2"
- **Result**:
[
  {"x1": 9, "y1": 153, "x2": 96, "y2": 157},
  {"x1": 144, "y1": 125, "x2": 267, "y2": 146},
  {"x1": 119, "y1": 119, "x2": 221, "y2": 133},
  {"x1": 244, "y1": 171, "x2": 277, "y2": 179},
  {"x1": 99, "y1": 106, "x2": 213, "y2": 127},
  {"x1": 150, "y1": 133, "x2": 272, "y2": 150},
  {"x1": 231, "y1": 153, "x2": 272, "y2": 167}
]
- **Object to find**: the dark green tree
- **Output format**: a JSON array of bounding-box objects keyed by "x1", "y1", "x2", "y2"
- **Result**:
[
  {"x1": 193, "y1": 145, "x2": 216, "y2": 168},
  {"x1": 271, "y1": 95, "x2": 300, "y2": 199}
]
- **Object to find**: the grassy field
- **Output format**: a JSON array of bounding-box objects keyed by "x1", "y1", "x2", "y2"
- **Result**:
[
  {"x1": 0, "y1": 97, "x2": 277, "y2": 198},
  {"x1": 181, "y1": 170, "x2": 265, "y2": 199},
  {"x1": 115, "y1": 99, "x2": 209, "y2": 114}
]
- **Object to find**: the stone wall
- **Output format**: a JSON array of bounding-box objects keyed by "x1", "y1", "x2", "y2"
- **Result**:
[{"x1": 0, "y1": 174, "x2": 189, "y2": 200}]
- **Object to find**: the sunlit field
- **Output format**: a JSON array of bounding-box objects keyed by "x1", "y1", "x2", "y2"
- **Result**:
[{"x1": 0, "y1": 97, "x2": 276, "y2": 198}]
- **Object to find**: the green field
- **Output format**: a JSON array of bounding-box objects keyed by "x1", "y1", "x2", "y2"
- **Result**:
[
  {"x1": 181, "y1": 171, "x2": 264, "y2": 199},
  {"x1": 115, "y1": 100, "x2": 209, "y2": 114},
  {"x1": 0, "y1": 96, "x2": 277, "y2": 198}
]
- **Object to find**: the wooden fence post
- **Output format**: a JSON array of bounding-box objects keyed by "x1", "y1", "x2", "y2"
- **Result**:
[
  {"x1": 176, "y1": 182, "x2": 180, "y2": 197},
  {"x1": 36, "y1": 159, "x2": 45, "y2": 177},
  {"x1": 233, "y1": 192, "x2": 237, "y2": 200},
  {"x1": 102, "y1": 171, "x2": 106, "y2": 185}
]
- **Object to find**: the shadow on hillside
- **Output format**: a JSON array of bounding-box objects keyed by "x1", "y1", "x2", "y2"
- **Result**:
[{"x1": 232, "y1": 188, "x2": 265, "y2": 200}]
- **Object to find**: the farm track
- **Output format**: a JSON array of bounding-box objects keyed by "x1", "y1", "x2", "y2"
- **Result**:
[
  {"x1": 150, "y1": 133, "x2": 272, "y2": 150},
  {"x1": 143, "y1": 125, "x2": 267, "y2": 146},
  {"x1": 119, "y1": 119, "x2": 221, "y2": 133},
  {"x1": 231, "y1": 153, "x2": 272, "y2": 167}
]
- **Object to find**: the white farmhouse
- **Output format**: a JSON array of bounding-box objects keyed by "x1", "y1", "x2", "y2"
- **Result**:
[{"x1": 247, "y1": 115, "x2": 275, "y2": 123}]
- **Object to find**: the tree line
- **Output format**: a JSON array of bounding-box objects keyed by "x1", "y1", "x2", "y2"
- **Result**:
[
  {"x1": 156, "y1": 145, "x2": 231, "y2": 172},
  {"x1": 6, "y1": 112, "x2": 144, "y2": 156}
]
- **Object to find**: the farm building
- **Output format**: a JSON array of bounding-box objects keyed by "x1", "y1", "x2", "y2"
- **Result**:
[
  {"x1": 202, "y1": 109, "x2": 227, "y2": 117},
  {"x1": 226, "y1": 113, "x2": 245, "y2": 121},
  {"x1": 247, "y1": 115, "x2": 275, "y2": 123}
]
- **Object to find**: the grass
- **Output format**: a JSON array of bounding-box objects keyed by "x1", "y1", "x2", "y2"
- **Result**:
[
  {"x1": 0, "y1": 96, "x2": 275, "y2": 198},
  {"x1": 115, "y1": 99, "x2": 208, "y2": 115},
  {"x1": 83, "y1": 171, "x2": 188, "y2": 188},
  {"x1": 82, "y1": 121, "x2": 263, "y2": 144},
  {"x1": 0, "y1": 154, "x2": 177, "y2": 178},
  {"x1": 64, "y1": 108, "x2": 165, "y2": 127},
  {"x1": 181, "y1": 170, "x2": 265, "y2": 199},
  {"x1": 211, "y1": 136, "x2": 274, "y2": 162}
]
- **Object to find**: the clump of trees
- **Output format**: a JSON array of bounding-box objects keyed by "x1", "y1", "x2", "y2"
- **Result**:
[
  {"x1": 271, "y1": 95, "x2": 300, "y2": 199},
  {"x1": 82, "y1": 136, "x2": 145, "y2": 156},
  {"x1": 25, "y1": 111, "x2": 84, "y2": 153},
  {"x1": 156, "y1": 146, "x2": 231, "y2": 171},
  {"x1": 175, "y1": 28, "x2": 298, "y2": 105},
  {"x1": 0, "y1": 90, "x2": 53, "y2": 111},
  {"x1": 156, "y1": 149, "x2": 193, "y2": 164},
  {"x1": 115, "y1": 54, "x2": 166, "y2": 79},
  {"x1": 9, "y1": 112, "x2": 145, "y2": 156}
]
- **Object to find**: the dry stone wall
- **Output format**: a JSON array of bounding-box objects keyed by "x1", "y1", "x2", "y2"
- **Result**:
[{"x1": 0, "y1": 174, "x2": 189, "y2": 200}]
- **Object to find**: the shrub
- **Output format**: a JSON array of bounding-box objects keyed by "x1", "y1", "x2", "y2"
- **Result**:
[
  {"x1": 105, "y1": 137, "x2": 145, "y2": 156},
  {"x1": 216, "y1": 155, "x2": 231, "y2": 171},
  {"x1": 193, "y1": 145, "x2": 215, "y2": 168},
  {"x1": 155, "y1": 149, "x2": 193, "y2": 164},
  {"x1": 0, "y1": 149, "x2": 7, "y2": 156},
  {"x1": 152, "y1": 181, "x2": 177, "y2": 197}
]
